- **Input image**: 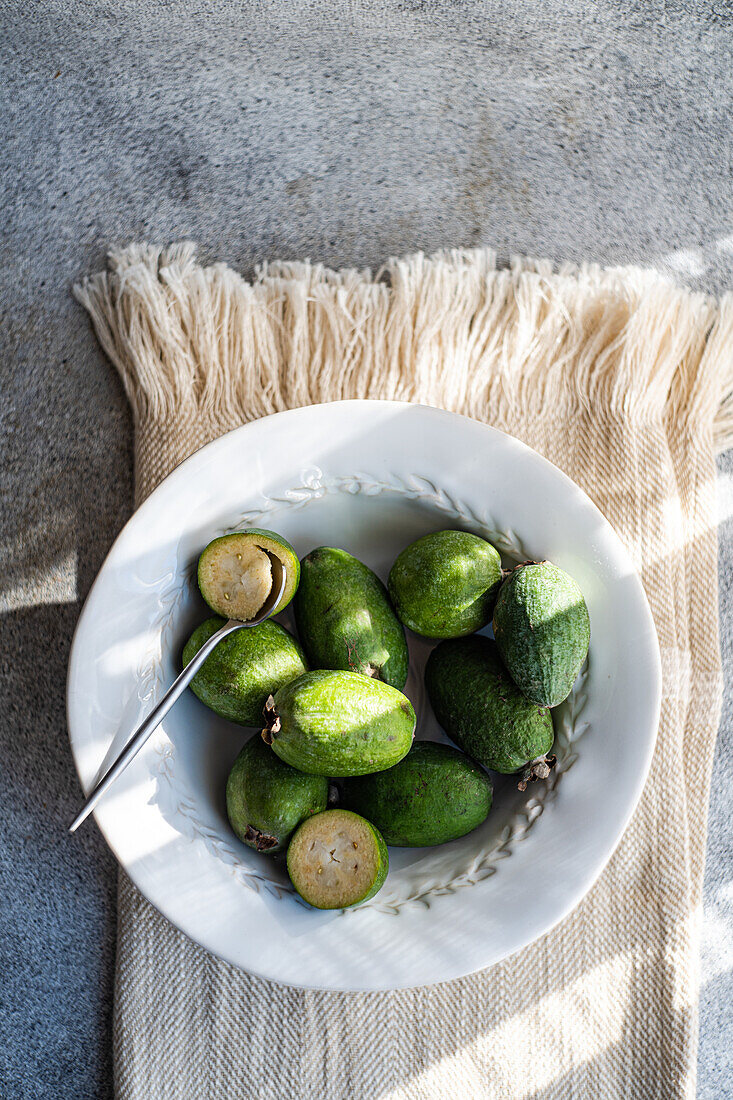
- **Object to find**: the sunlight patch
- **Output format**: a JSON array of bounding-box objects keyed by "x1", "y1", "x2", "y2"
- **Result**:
[
  {"x1": 382, "y1": 955, "x2": 631, "y2": 1099},
  {"x1": 659, "y1": 247, "x2": 706, "y2": 278},
  {"x1": 0, "y1": 550, "x2": 78, "y2": 611},
  {"x1": 701, "y1": 903, "x2": 733, "y2": 986},
  {"x1": 716, "y1": 468, "x2": 733, "y2": 526}
]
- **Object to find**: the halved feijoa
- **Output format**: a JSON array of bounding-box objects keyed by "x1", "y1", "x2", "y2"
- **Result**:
[
  {"x1": 198, "y1": 529, "x2": 300, "y2": 620},
  {"x1": 286, "y1": 809, "x2": 388, "y2": 909}
]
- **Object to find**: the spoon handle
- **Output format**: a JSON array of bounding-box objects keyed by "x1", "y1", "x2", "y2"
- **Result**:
[{"x1": 68, "y1": 618, "x2": 241, "y2": 833}]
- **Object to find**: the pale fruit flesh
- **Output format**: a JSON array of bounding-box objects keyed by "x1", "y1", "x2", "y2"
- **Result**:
[
  {"x1": 201, "y1": 540, "x2": 272, "y2": 620},
  {"x1": 287, "y1": 810, "x2": 385, "y2": 909}
]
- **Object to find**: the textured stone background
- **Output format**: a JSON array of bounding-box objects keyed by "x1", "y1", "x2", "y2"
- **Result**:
[{"x1": 1, "y1": 3, "x2": 731, "y2": 1097}]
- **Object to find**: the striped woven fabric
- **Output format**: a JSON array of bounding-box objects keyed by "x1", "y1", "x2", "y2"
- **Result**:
[{"x1": 76, "y1": 243, "x2": 733, "y2": 1100}]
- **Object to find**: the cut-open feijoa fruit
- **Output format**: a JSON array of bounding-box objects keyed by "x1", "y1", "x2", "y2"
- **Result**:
[
  {"x1": 286, "y1": 809, "x2": 388, "y2": 909},
  {"x1": 197, "y1": 529, "x2": 300, "y2": 620}
]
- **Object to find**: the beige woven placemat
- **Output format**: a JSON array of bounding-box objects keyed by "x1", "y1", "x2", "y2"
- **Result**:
[{"x1": 75, "y1": 243, "x2": 733, "y2": 1100}]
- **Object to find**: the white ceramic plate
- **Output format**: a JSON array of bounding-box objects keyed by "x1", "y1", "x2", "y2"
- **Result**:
[{"x1": 67, "y1": 401, "x2": 661, "y2": 990}]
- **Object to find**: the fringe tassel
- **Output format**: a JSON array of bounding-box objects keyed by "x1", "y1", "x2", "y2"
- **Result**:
[{"x1": 73, "y1": 242, "x2": 733, "y2": 452}]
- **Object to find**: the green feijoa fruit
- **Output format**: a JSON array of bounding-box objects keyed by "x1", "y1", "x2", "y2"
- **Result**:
[
  {"x1": 263, "y1": 670, "x2": 415, "y2": 777},
  {"x1": 493, "y1": 561, "x2": 590, "y2": 707},
  {"x1": 226, "y1": 736, "x2": 328, "y2": 853},
  {"x1": 388, "y1": 530, "x2": 502, "y2": 638},
  {"x1": 425, "y1": 635, "x2": 555, "y2": 780},
  {"x1": 294, "y1": 546, "x2": 409, "y2": 689},
  {"x1": 341, "y1": 741, "x2": 492, "y2": 847},
  {"x1": 183, "y1": 616, "x2": 307, "y2": 726},
  {"x1": 198, "y1": 529, "x2": 300, "y2": 620},
  {"x1": 287, "y1": 809, "x2": 388, "y2": 909}
]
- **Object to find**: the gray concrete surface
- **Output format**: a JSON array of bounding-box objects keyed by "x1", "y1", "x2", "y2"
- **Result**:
[{"x1": 1, "y1": 3, "x2": 732, "y2": 1097}]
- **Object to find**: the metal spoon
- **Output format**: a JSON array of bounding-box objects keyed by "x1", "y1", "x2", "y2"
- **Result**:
[{"x1": 69, "y1": 552, "x2": 287, "y2": 833}]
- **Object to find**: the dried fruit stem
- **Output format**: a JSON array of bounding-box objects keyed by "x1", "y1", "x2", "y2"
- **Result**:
[
  {"x1": 517, "y1": 753, "x2": 557, "y2": 791},
  {"x1": 261, "y1": 694, "x2": 281, "y2": 745},
  {"x1": 244, "y1": 824, "x2": 278, "y2": 852}
]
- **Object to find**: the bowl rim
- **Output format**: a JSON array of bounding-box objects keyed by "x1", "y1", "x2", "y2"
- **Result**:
[{"x1": 67, "y1": 399, "x2": 662, "y2": 990}]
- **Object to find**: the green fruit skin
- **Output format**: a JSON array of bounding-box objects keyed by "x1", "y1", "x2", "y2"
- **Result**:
[
  {"x1": 294, "y1": 547, "x2": 409, "y2": 689},
  {"x1": 286, "y1": 809, "x2": 389, "y2": 908},
  {"x1": 425, "y1": 636, "x2": 554, "y2": 773},
  {"x1": 388, "y1": 530, "x2": 502, "y2": 639},
  {"x1": 198, "y1": 528, "x2": 300, "y2": 615},
  {"x1": 268, "y1": 670, "x2": 415, "y2": 777},
  {"x1": 226, "y1": 736, "x2": 328, "y2": 853},
  {"x1": 357, "y1": 818, "x2": 389, "y2": 904},
  {"x1": 341, "y1": 741, "x2": 492, "y2": 847},
  {"x1": 183, "y1": 617, "x2": 307, "y2": 726},
  {"x1": 493, "y1": 562, "x2": 590, "y2": 707}
]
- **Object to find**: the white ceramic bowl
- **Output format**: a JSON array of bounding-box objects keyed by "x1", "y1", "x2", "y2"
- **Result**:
[{"x1": 67, "y1": 401, "x2": 661, "y2": 990}]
